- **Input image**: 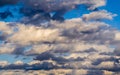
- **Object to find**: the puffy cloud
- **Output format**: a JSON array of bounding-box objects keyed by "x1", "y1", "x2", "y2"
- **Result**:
[
  {"x1": 96, "y1": 61, "x2": 115, "y2": 70},
  {"x1": 0, "y1": 60, "x2": 59, "y2": 70},
  {"x1": 28, "y1": 60, "x2": 41, "y2": 65},
  {"x1": 114, "y1": 32, "x2": 120, "y2": 41},
  {"x1": 0, "y1": 61, "x2": 9, "y2": 67},
  {"x1": 0, "y1": 43, "x2": 15, "y2": 54},
  {"x1": 82, "y1": 0, "x2": 106, "y2": 10},
  {"x1": 0, "y1": 22, "x2": 13, "y2": 34},
  {"x1": 7, "y1": 24, "x2": 65, "y2": 45},
  {"x1": 0, "y1": 69, "x2": 117, "y2": 75},
  {"x1": 14, "y1": 60, "x2": 24, "y2": 65},
  {"x1": 82, "y1": 10, "x2": 117, "y2": 21}
]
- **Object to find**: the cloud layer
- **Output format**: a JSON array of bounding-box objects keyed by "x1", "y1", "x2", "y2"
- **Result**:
[
  {"x1": 0, "y1": 14, "x2": 120, "y2": 74},
  {"x1": 0, "y1": 0, "x2": 120, "y2": 75}
]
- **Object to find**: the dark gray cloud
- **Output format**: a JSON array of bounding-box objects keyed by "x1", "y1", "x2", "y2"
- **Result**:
[
  {"x1": 114, "y1": 48, "x2": 120, "y2": 56},
  {"x1": 0, "y1": 0, "x2": 19, "y2": 6},
  {"x1": 19, "y1": 0, "x2": 106, "y2": 24},
  {"x1": 0, "y1": 34, "x2": 6, "y2": 41},
  {"x1": 0, "y1": 0, "x2": 106, "y2": 24}
]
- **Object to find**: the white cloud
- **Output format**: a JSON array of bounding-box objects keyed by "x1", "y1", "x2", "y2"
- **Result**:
[
  {"x1": 0, "y1": 22, "x2": 13, "y2": 34},
  {"x1": 114, "y1": 32, "x2": 120, "y2": 41},
  {"x1": 96, "y1": 61, "x2": 115, "y2": 69},
  {"x1": 7, "y1": 24, "x2": 65, "y2": 45},
  {"x1": 82, "y1": 10, "x2": 117, "y2": 21},
  {"x1": 14, "y1": 60, "x2": 24, "y2": 65},
  {"x1": 28, "y1": 60, "x2": 41, "y2": 65},
  {"x1": 0, "y1": 61, "x2": 9, "y2": 67},
  {"x1": 0, "y1": 43, "x2": 15, "y2": 54}
]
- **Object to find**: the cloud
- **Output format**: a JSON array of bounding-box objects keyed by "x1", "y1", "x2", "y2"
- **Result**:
[
  {"x1": 19, "y1": 0, "x2": 106, "y2": 24},
  {"x1": 0, "y1": 0, "x2": 19, "y2": 6},
  {"x1": 0, "y1": 43, "x2": 15, "y2": 54},
  {"x1": 0, "y1": 22, "x2": 13, "y2": 34},
  {"x1": 0, "y1": 61, "x2": 9, "y2": 68},
  {"x1": 0, "y1": 0, "x2": 106, "y2": 24},
  {"x1": 0, "y1": 60, "x2": 59, "y2": 70},
  {"x1": 7, "y1": 24, "x2": 65, "y2": 45},
  {"x1": 23, "y1": 0, "x2": 106, "y2": 12},
  {"x1": 114, "y1": 32, "x2": 120, "y2": 41},
  {"x1": 0, "y1": 69, "x2": 117, "y2": 75},
  {"x1": 0, "y1": 59, "x2": 119, "y2": 74},
  {"x1": 82, "y1": 10, "x2": 117, "y2": 21},
  {"x1": 14, "y1": 60, "x2": 24, "y2": 65},
  {"x1": 0, "y1": 15, "x2": 120, "y2": 64},
  {"x1": 24, "y1": 43, "x2": 112, "y2": 56},
  {"x1": 114, "y1": 46, "x2": 120, "y2": 56}
]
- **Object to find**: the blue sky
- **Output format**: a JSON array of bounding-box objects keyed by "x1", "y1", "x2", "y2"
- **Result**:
[
  {"x1": 0, "y1": 0, "x2": 120, "y2": 63},
  {"x1": 101, "y1": 0, "x2": 120, "y2": 29},
  {"x1": 64, "y1": 0, "x2": 120, "y2": 29}
]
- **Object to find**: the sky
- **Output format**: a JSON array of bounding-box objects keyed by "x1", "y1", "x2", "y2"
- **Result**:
[
  {"x1": 65, "y1": 0, "x2": 120, "y2": 29},
  {"x1": 0, "y1": 0, "x2": 120, "y2": 75},
  {"x1": 0, "y1": 0, "x2": 120, "y2": 29},
  {"x1": 101, "y1": 0, "x2": 120, "y2": 29}
]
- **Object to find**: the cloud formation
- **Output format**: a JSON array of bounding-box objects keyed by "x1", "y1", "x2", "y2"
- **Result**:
[
  {"x1": 0, "y1": 0, "x2": 106, "y2": 23},
  {"x1": 82, "y1": 10, "x2": 117, "y2": 21},
  {"x1": 23, "y1": 0, "x2": 106, "y2": 12},
  {"x1": 0, "y1": 16, "x2": 120, "y2": 72},
  {"x1": 0, "y1": 0, "x2": 120, "y2": 75},
  {"x1": 19, "y1": 0, "x2": 106, "y2": 24}
]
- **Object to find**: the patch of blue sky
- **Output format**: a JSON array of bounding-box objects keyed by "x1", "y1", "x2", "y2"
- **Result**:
[
  {"x1": 99, "y1": 0, "x2": 120, "y2": 29},
  {"x1": 64, "y1": 5, "x2": 90, "y2": 19},
  {"x1": 0, "y1": 31, "x2": 4, "y2": 45},
  {"x1": 0, "y1": 54, "x2": 34, "y2": 63},
  {"x1": 0, "y1": 3, "x2": 23, "y2": 22}
]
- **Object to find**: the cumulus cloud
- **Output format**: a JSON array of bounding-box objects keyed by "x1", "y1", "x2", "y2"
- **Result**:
[
  {"x1": 0, "y1": 22, "x2": 13, "y2": 34},
  {"x1": 7, "y1": 24, "x2": 65, "y2": 45},
  {"x1": 82, "y1": 10, "x2": 117, "y2": 21},
  {"x1": 0, "y1": 43, "x2": 15, "y2": 54},
  {"x1": 114, "y1": 32, "x2": 120, "y2": 41},
  {"x1": 0, "y1": 61, "x2": 9, "y2": 68}
]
